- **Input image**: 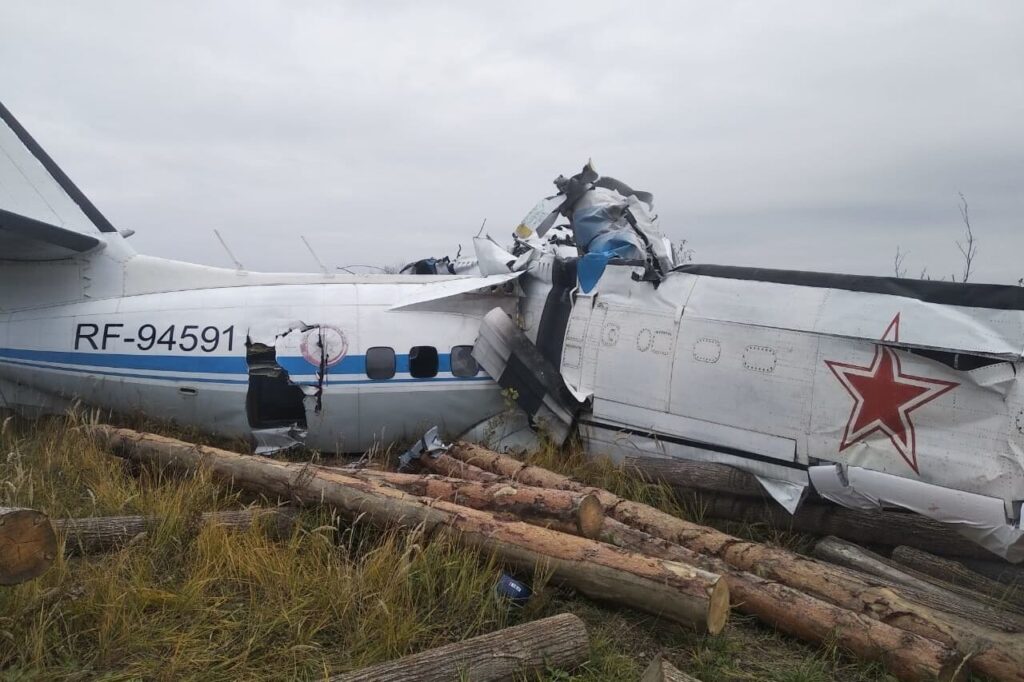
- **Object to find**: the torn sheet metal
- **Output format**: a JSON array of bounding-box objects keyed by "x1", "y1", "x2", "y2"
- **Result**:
[
  {"x1": 397, "y1": 425, "x2": 449, "y2": 472},
  {"x1": 247, "y1": 320, "x2": 309, "y2": 346},
  {"x1": 474, "y1": 308, "x2": 581, "y2": 445},
  {"x1": 474, "y1": 237, "x2": 519, "y2": 276},
  {"x1": 754, "y1": 475, "x2": 809, "y2": 514},
  {"x1": 253, "y1": 425, "x2": 308, "y2": 456},
  {"x1": 388, "y1": 271, "x2": 522, "y2": 311},
  {"x1": 809, "y1": 464, "x2": 1024, "y2": 561},
  {"x1": 460, "y1": 410, "x2": 543, "y2": 454},
  {"x1": 272, "y1": 324, "x2": 349, "y2": 415},
  {"x1": 544, "y1": 162, "x2": 675, "y2": 292}
]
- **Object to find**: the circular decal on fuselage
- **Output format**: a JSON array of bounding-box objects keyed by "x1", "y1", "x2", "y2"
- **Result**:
[{"x1": 301, "y1": 326, "x2": 349, "y2": 368}]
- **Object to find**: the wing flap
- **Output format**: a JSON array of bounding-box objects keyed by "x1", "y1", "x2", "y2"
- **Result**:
[
  {"x1": 0, "y1": 208, "x2": 102, "y2": 261},
  {"x1": 0, "y1": 100, "x2": 117, "y2": 261}
]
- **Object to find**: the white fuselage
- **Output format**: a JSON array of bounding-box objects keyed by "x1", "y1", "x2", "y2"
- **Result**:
[{"x1": 0, "y1": 251, "x2": 513, "y2": 451}]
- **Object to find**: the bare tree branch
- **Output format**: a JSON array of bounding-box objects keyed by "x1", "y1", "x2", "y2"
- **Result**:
[
  {"x1": 955, "y1": 192, "x2": 977, "y2": 282},
  {"x1": 893, "y1": 246, "x2": 908, "y2": 278}
]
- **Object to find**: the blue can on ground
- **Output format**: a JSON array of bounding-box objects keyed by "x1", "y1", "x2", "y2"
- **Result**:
[{"x1": 495, "y1": 573, "x2": 531, "y2": 606}]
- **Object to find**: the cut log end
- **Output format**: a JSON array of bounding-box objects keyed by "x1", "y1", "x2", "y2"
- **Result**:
[
  {"x1": 706, "y1": 578, "x2": 730, "y2": 635},
  {"x1": 0, "y1": 507, "x2": 58, "y2": 585},
  {"x1": 576, "y1": 494, "x2": 604, "y2": 540}
]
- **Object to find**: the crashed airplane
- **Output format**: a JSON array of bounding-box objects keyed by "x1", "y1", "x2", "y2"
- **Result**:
[{"x1": 1, "y1": 101, "x2": 1022, "y2": 561}]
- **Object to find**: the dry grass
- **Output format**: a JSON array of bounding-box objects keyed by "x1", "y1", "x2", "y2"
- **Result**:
[{"x1": 1, "y1": 413, "x2": 918, "y2": 681}]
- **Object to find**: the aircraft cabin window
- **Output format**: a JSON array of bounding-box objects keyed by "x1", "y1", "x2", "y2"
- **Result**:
[
  {"x1": 409, "y1": 346, "x2": 439, "y2": 378},
  {"x1": 450, "y1": 345, "x2": 479, "y2": 377},
  {"x1": 366, "y1": 346, "x2": 396, "y2": 380}
]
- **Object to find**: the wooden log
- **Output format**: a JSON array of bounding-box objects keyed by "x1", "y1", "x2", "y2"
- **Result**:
[
  {"x1": 446, "y1": 443, "x2": 1022, "y2": 682},
  {"x1": 0, "y1": 507, "x2": 57, "y2": 585},
  {"x1": 641, "y1": 655, "x2": 702, "y2": 682},
  {"x1": 416, "y1": 452, "x2": 504, "y2": 483},
  {"x1": 330, "y1": 612, "x2": 589, "y2": 681},
  {"x1": 625, "y1": 456, "x2": 768, "y2": 499},
  {"x1": 55, "y1": 507, "x2": 299, "y2": 555},
  {"x1": 415, "y1": 450, "x2": 962, "y2": 680},
  {"x1": 696, "y1": 495, "x2": 993, "y2": 560},
  {"x1": 424, "y1": 449, "x2": 962, "y2": 681},
  {"x1": 92, "y1": 426, "x2": 730, "y2": 634},
  {"x1": 892, "y1": 546, "x2": 1024, "y2": 609},
  {"x1": 813, "y1": 537, "x2": 1024, "y2": 631},
  {"x1": 959, "y1": 557, "x2": 1024, "y2": 587},
  {"x1": 352, "y1": 469, "x2": 604, "y2": 539},
  {"x1": 600, "y1": 519, "x2": 961, "y2": 682}
]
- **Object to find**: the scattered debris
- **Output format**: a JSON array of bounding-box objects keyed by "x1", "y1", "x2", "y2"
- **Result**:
[
  {"x1": 396, "y1": 424, "x2": 448, "y2": 472},
  {"x1": 494, "y1": 572, "x2": 531, "y2": 606}
]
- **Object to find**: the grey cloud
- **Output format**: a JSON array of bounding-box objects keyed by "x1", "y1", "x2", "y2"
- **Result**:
[{"x1": 1, "y1": 1, "x2": 1021, "y2": 283}]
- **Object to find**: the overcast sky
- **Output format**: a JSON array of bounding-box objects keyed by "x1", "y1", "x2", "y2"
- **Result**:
[{"x1": 2, "y1": 2, "x2": 1022, "y2": 283}]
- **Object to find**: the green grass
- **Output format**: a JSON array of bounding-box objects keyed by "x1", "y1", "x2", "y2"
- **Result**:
[{"x1": 1, "y1": 412, "x2": 903, "y2": 681}]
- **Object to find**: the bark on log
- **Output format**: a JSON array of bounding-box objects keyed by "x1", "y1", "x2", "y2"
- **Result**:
[
  {"x1": 92, "y1": 426, "x2": 730, "y2": 634},
  {"x1": 446, "y1": 443, "x2": 1021, "y2": 682},
  {"x1": 959, "y1": 558, "x2": 1024, "y2": 588},
  {"x1": 0, "y1": 507, "x2": 57, "y2": 585},
  {"x1": 813, "y1": 537, "x2": 1024, "y2": 631},
  {"x1": 697, "y1": 495, "x2": 993, "y2": 560},
  {"x1": 352, "y1": 470, "x2": 604, "y2": 539},
  {"x1": 625, "y1": 456, "x2": 768, "y2": 499},
  {"x1": 892, "y1": 545, "x2": 1024, "y2": 611},
  {"x1": 641, "y1": 655, "x2": 702, "y2": 682},
  {"x1": 424, "y1": 450, "x2": 961, "y2": 681},
  {"x1": 600, "y1": 519, "x2": 961, "y2": 682},
  {"x1": 417, "y1": 452, "x2": 504, "y2": 483},
  {"x1": 54, "y1": 508, "x2": 299, "y2": 555},
  {"x1": 329, "y1": 613, "x2": 589, "y2": 681},
  {"x1": 415, "y1": 450, "x2": 962, "y2": 680}
]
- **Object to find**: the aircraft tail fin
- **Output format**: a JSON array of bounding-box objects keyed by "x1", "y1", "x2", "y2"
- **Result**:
[{"x1": 0, "y1": 100, "x2": 129, "y2": 262}]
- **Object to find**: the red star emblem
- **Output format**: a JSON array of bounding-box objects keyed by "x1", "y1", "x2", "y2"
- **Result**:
[{"x1": 824, "y1": 314, "x2": 958, "y2": 474}]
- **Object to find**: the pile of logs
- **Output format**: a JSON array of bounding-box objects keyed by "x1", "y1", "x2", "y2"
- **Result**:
[
  {"x1": 9, "y1": 425, "x2": 1024, "y2": 681},
  {"x1": 86, "y1": 427, "x2": 1024, "y2": 681}
]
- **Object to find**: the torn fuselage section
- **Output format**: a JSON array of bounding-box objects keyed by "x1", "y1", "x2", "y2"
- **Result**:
[
  {"x1": 245, "y1": 322, "x2": 346, "y2": 454},
  {"x1": 245, "y1": 334, "x2": 308, "y2": 455},
  {"x1": 470, "y1": 162, "x2": 1024, "y2": 561}
]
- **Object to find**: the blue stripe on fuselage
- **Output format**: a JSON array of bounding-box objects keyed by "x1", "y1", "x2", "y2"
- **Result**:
[
  {"x1": 0, "y1": 348, "x2": 485, "y2": 386},
  {"x1": 0, "y1": 347, "x2": 249, "y2": 373}
]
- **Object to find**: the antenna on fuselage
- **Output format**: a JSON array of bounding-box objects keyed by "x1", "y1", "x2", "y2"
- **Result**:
[
  {"x1": 301, "y1": 234, "x2": 333, "y2": 278},
  {"x1": 213, "y1": 229, "x2": 245, "y2": 271},
  {"x1": 337, "y1": 264, "x2": 387, "y2": 274}
]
